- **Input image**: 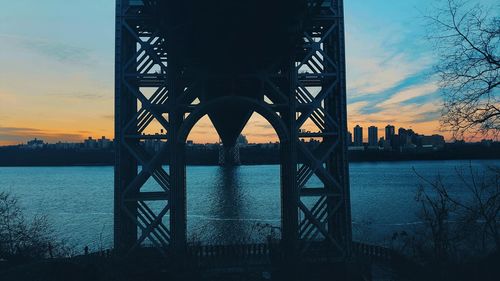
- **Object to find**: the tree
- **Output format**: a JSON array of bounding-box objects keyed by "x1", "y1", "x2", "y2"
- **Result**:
[
  {"x1": 427, "y1": 0, "x2": 499, "y2": 139},
  {"x1": 414, "y1": 174, "x2": 458, "y2": 261},
  {"x1": 409, "y1": 165, "x2": 500, "y2": 261},
  {"x1": 0, "y1": 192, "x2": 71, "y2": 261}
]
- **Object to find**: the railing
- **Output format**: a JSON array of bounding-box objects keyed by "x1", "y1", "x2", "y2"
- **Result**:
[
  {"x1": 352, "y1": 241, "x2": 394, "y2": 261},
  {"x1": 77, "y1": 241, "x2": 395, "y2": 263},
  {"x1": 188, "y1": 241, "x2": 395, "y2": 261},
  {"x1": 188, "y1": 243, "x2": 272, "y2": 259}
]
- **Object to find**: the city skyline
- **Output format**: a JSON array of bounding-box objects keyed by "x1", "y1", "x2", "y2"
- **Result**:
[{"x1": 1, "y1": 0, "x2": 497, "y2": 146}]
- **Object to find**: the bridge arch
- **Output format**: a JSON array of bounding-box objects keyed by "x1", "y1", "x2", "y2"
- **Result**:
[
  {"x1": 176, "y1": 96, "x2": 289, "y2": 244},
  {"x1": 177, "y1": 96, "x2": 289, "y2": 145}
]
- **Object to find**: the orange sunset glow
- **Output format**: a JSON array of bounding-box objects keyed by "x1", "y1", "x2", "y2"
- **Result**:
[{"x1": 0, "y1": 1, "x2": 457, "y2": 146}]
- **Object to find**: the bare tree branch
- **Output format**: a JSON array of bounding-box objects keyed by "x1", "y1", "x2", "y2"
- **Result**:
[{"x1": 427, "y1": 0, "x2": 500, "y2": 140}]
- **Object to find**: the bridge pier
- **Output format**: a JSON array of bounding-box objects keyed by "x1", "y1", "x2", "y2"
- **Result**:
[
  {"x1": 114, "y1": 0, "x2": 352, "y2": 264},
  {"x1": 218, "y1": 145, "x2": 241, "y2": 166}
]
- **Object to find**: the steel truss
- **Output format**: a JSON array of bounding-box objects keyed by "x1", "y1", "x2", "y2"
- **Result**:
[{"x1": 115, "y1": 0, "x2": 351, "y2": 259}]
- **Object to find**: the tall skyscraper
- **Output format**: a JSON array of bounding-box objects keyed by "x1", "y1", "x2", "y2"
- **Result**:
[
  {"x1": 353, "y1": 125, "x2": 363, "y2": 146},
  {"x1": 368, "y1": 126, "x2": 378, "y2": 147},
  {"x1": 399, "y1": 127, "x2": 408, "y2": 145},
  {"x1": 385, "y1": 125, "x2": 395, "y2": 141},
  {"x1": 347, "y1": 131, "x2": 353, "y2": 146}
]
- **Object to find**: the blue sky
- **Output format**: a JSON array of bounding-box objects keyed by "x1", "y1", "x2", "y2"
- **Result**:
[{"x1": 0, "y1": 0, "x2": 496, "y2": 144}]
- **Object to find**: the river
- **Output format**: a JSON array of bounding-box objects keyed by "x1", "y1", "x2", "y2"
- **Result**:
[{"x1": 0, "y1": 160, "x2": 498, "y2": 251}]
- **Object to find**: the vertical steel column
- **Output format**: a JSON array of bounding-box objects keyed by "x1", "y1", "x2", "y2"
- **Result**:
[
  {"x1": 115, "y1": 0, "x2": 172, "y2": 257},
  {"x1": 326, "y1": 0, "x2": 352, "y2": 252},
  {"x1": 280, "y1": 60, "x2": 299, "y2": 259},
  {"x1": 293, "y1": 0, "x2": 351, "y2": 258},
  {"x1": 168, "y1": 61, "x2": 187, "y2": 256},
  {"x1": 114, "y1": 0, "x2": 138, "y2": 253}
]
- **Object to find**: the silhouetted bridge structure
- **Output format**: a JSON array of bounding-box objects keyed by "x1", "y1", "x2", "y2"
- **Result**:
[{"x1": 115, "y1": 0, "x2": 352, "y2": 266}]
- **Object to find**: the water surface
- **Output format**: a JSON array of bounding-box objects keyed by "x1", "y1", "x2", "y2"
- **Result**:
[{"x1": 0, "y1": 160, "x2": 497, "y2": 250}]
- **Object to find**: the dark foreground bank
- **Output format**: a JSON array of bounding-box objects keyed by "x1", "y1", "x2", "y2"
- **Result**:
[
  {"x1": 0, "y1": 248, "x2": 370, "y2": 281},
  {"x1": 2, "y1": 248, "x2": 499, "y2": 281}
]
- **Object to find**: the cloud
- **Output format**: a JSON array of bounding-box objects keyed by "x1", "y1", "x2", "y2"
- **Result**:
[
  {"x1": 247, "y1": 132, "x2": 278, "y2": 137},
  {"x1": 345, "y1": 19, "x2": 434, "y2": 99},
  {"x1": 22, "y1": 40, "x2": 93, "y2": 65},
  {"x1": 342, "y1": 13, "x2": 444, "y2": 137},
  {"x1": 378, "y1": 82, "x2": 439, "y2": 108},
  {"x1": 0, "y1": 127, "x2": 43, "y2": 134},
  {"x1": 347, "y1": 101, "x2": 369, "y2": 116},
  {"x1": 0, "y1": 126, "x2": 85, "y2": 144},
  {"x1": 348, "y1": 54, "x2": 429, "y2": 98},
  {"x1": 0, "y1": 34, "x2": 95, "y2": 65},
  {"x1": 348, "y1": 99, "x2": 442, "y2": 135},
  {"x1": 248, "y1": 122, "x2": 273, "y2": 129},
  {"x1": 413, "y1": 109, "x2": 442, "y2": 123},
  {"x1": 46, "y1": 92, "x2": 109, "y2": 100},
  {"x1": 191, "y1": 122, "x2": 216, "y2": 129}
]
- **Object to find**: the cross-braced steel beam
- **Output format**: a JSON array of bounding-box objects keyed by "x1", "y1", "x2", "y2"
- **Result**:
[{"x1": 115, "y1": 0, "x2": 351, "y2": 260}]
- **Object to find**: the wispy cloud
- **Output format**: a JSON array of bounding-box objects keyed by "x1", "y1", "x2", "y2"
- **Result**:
[
  {"x1": 413, "y1": 109, "x2": 442, "y2": 124},
  {"x1": 46, "y1": 92, "x2": 110, "y2": 100},
  {"x1": 348, "y1": 54, "x2": 431, "y2": 98},
  {"x1": 348, "y1": 100, "x2": 442, "y2": 132},
  {"x1": 0, "y1": 126, "x2": 85, "y2": 144},
  {"x1": 378, "y1": 82, "x2": 438, "y2": 108},
  {"x1": 0, "y1": 34, "x2": 95, "y2": 65},
  {"x1": 247, "y1": 121, "x2": 273, "y2": 129},
  {"x1": 345, "y1": 18, "x2": 434, "y2": 99},
  {"x1": 24, "y1": 41, "x2": 92, "y2": 64}
]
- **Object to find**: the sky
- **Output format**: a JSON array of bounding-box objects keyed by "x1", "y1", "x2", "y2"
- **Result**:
[{"x1": 0, "y1": 0, "x2": 494, "y2": 145}]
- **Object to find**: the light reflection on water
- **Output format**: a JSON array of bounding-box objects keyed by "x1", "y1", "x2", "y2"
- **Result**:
[
  {"x1": 187, "y1": 165, "x2": 282, "y2": 245},
  {"x1": 0, "y1": 160, "x2": 498, "y2": 251}
]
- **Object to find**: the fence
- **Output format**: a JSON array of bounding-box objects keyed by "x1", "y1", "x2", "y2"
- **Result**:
[
  {"x1": 188, "y1": 243, "x2": 272, "y2": 258},
  {"x1": 78, "y1": 241, "x2": 395, "y2": 263},
  {"x1": 352, "y1": 241, "x2": 394, "y2": 261}
]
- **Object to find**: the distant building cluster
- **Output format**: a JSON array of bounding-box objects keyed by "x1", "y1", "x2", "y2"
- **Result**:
[
  {"x1": 21, "y1": 136, "x2": 114, "y2": 150},
  {"x1": 17, "y1": 129, "x2": 496, "y2": 156},
  {"x1": 20, "y1": 133, "x2": 260, "y2": 153},
  {"x1": 84, "y1": 136, "x2": 113, "y2": 149},
  {"x1": 348, "y1": 125, "x2": 446, "y2": 152},
  {"x1": 8, "y1": 132, "x2": 498, "y2": 165}
]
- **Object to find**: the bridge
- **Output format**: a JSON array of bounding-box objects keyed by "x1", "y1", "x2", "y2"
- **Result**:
[{"x1": 114, "y1": 0, "x2": 351, "y2": 266}]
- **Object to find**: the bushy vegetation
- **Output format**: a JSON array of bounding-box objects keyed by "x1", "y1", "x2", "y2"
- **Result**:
[
  {"x1": 0, "y1": 192, "x2": 71, "y2": 263},
  {"x1": 390, "y1": 165, "x2": 500, "y2": 280}
]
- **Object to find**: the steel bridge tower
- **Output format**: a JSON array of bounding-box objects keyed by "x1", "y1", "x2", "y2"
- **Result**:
[{"x1": 115, "y1": 0, "x2": 351, "y2": 260}]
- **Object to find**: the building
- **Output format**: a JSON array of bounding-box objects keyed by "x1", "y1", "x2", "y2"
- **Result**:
[
  {"x1": 368, "y1": 126, "x2": 378, "y2": 147},
  {"x1": 84, "y1": 137, "x2": 98, "y2": 149},
  {"x1": 385, "y1": 125, "x2": 395, "y2": 142},
  {"x1": 353, "y1": 125, "x2": 363, "y2": 146},
  {"x1": 347, "y1": 131, "x2": 353, "y2": 146},
  {"x1": 398, "y1": 128, "x2": 409, "y2": 147},
  {"x1": 420, "y1": 134, "x2": 445, "y2": 149},
  {"x1": 26, "y1": 138, "x2": 44, "y2": 149},
  {"x1": 237, "y1": 134, "x2": 249, "y2": 146},
  {"x1": 144, "y1": 134, "x2": 164, "y2": 152},
  {"x1": 53, "y1": 142, "x2": 79, "y2": 150},
  {"x1": 97, "y1": 136, "x2": 112, "y2": 149}
]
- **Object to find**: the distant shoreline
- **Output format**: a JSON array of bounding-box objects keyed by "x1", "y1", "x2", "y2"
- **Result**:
[
  {"x1": 1, "y1": 142, "x2": 498, "y2": 167},
  {"x1": 0, "y1": 158, "x2": 498, "y2": 168}
]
